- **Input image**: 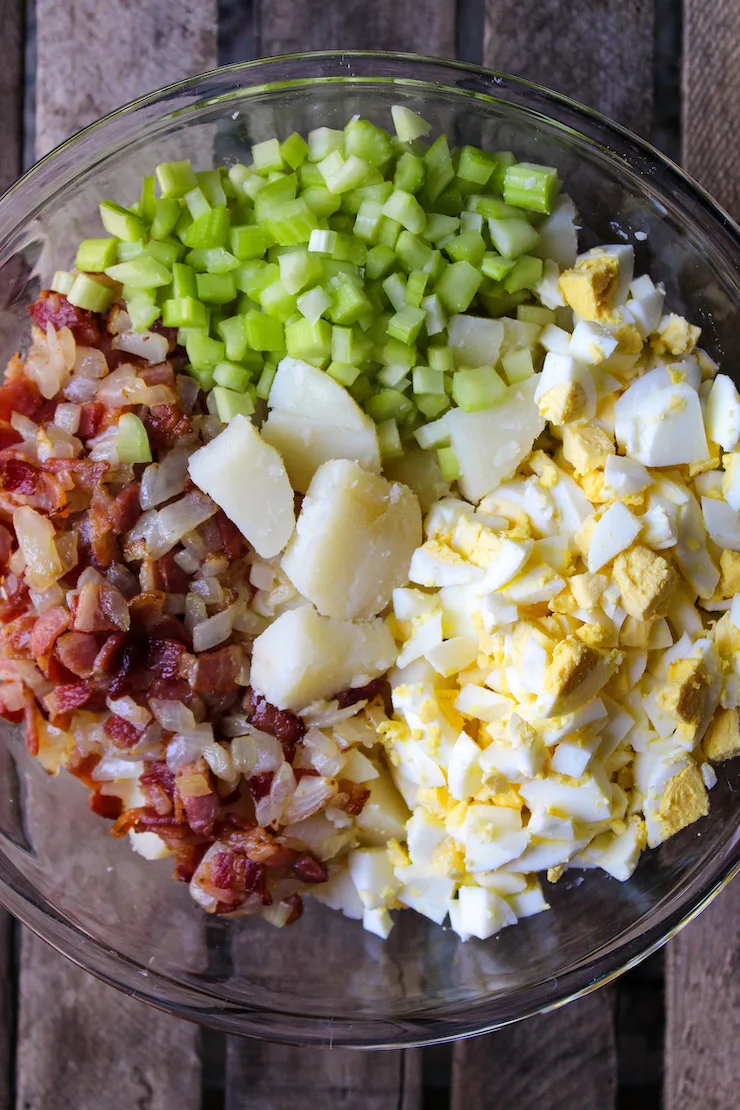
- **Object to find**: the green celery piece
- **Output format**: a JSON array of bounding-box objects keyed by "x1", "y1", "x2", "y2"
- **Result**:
[
  {"x1": 236, "y1": 260, "x2": 277, "y2": 298},
  {"x1": 256, "y1": 363, "x2": 278, "y2": 400},
  {"x1": 390, "y1": 106, "x2": 432, "y2": 143},
  {"x1": 382, "y1": 189, "x2": 426, "y2": 235},
  {"x1": 302, "y1": 186, "x2": 342, "y2": 217},
  {"x1": 330, "y1": 232, "x2": 367, "y2": 266},
  {"x1": 128, "y1": 298, "x2": 161, "y2": 332},
  {"x1": 139, "y1": 176, "x2": 156, "y2": 224},
  {"x1": 307, "y1": 127, "x2": 345, "y2": 163},
  {"x1": 161, "y1": 296, "x2": 209, "y2": 328},
  {"x1": 344, "y1": 118, "x2": 394, "y2": 168},
  {"x1": 353, "y1": 199, "x2": 384, "y2": 244},
  {"x1": 67, "y1": 274, "x2": 114, "y2": 313},
  {"x1": 196, "y1": 169, "x2": 227, "y2": 208},
  {"x1": 307, "y1": 229, "x2": 337, "y2": 256},
  {"x1": 377, "y1": 418, "x2": 404, "y2": 459},
  {"x1": 487, "y1": 216, "x2": 540, "y2": 259},
  {"x1": 365, "y1": 244, "x2": 396, "y2": 281},
  {"x1": 198, "y1": 247, "x2": 241, "y2": 274},
  {"x1": 421, "y1": 134, "x2": 455, "y2": 203},
  {"x1": 327, "y1": 361, "x2": 361, "y2": 387},
  {"x1": 252, "y1": 138, "x2": 284, "y2": 175},
  {"x1": 503, "y1": 161, "x2": 560, "y2": 214},
  {"x1": 217, "y1": 315, "x2": 248, "y2": 361},
  {"x1": 184, "y1": 186, "x2": 211, "y2": 220},
  {"x1": 281, "y1": 131, "x2": 309, "y2": 169},
  {"x1": 481, "y1": 252, "x2": 517, "y2": 281},
  {"x1": 323, "y1": 153, "x2": 376, "y2": 195},
  {"x1": 444, "y1": 230, "x2": 486, "y2": 267},
  {"x1": 50, "y1": 270, "x2": 75, "y2": 295},
  {"x1": 143, "y1": 238, "x2": 184, "y2": 267},
  {"x1": 365, "y1": 389, "x2": 415, "y2": 424},
  {"x1": 421, "y1": 213, "x2": 460, "y2": 244},
  {"x1": 116, "y1": 413, "x2": 152, "y2": 463},
  {"x1": 382, "y1": 272, "x2": 407, "y2": 312},
  {"x1": 258, "y1": 276, "x2": 298, "y2": 321},
  {"x1": 377, "y1": 363, "x2": 409, "y2": 389},
  {"x1": 331, "y1": 325, "x2": 372, "y2": 365},
  {"x1": 230, "y1": 225, "x2": 267, "y2": 260},
  {"x1": 503, "y1": 254, "x2": 544, "y2": 293},
  {"x1": 394, "y1": 152, "x2": 426, "y2": 194},
  {"x1": 121, "y1": 283, "x2": 157, "y2": 305},
  {"x1": 490, "y1": 151, "x2": 516, "y2": 194},
  {"x1": 452, "y1": 366, "x2": 507, "y2": 412},
  {"x1": 196, "y1": 272, "x2": 237, "y2": 304},
  {"x1": 502, "y1": 347, "x2": 536, "y2": 384},
  {"x1": 380, "y1": 337, "x2": 415, "y2": 368},
  {"x1": 297, "y1": 286, "x2": 332, "y2": 324},
  {"x1": 186, "y1": 332, "x2": 224, "y2": 370},
  {"x1": 75, "y1": 238, "x2": 119, "y2": 272},
  {"x1": 299, "y1": 161, "x2": 325, "y2": 188},
  {"x1": 412, "y1": 365, "x2": 445, "y2": 396},
  {"x1": 228, "y1": 163, "x2": 263, "y2": 201},
  {"x1": 151, "y1": 197, "x2": 182, "y2": 241},
  {"x1": 327, "y1": 278, "x2": 371, "y2": 326},
  {"x1": 189, "y1": 366, "x2": 216, "y2": 391},
  {"x1": 437, "y1": 446, "x2": 460, "y2": 482},
  {"x1": 435, "y1": 260, "x2": 482, "y2": 313},
  {"x1": 340, "y1": 181, "x2": 393, "y2": 215},
  {"x1": 350, "y1": 375, "x2": 373, "y2": 403},
  {"x1": 421, "y1": 293, "x2": 447, "y2": 336},
  {"x1": 278, "y1": 248, "x2": 321, "y2": 294},
  {"x1": 433, "y1": 186, "x2": 464, "y2": 216},
  {"x1": 285, "y1": 317, "x2": 332, "y2": 360},
  {"x1": 387, "y1": 305, "x2": 425, "y2": 345},
  {"x1": 244, "y1": 310, "x2": 285, "y2": 352},
  {"x1": 471, "y1": 194, "x2": 521, "y2": 220},
  {"x1": 428, "y1": 345, "x2": 454, "y2": 372},
  {"x1": 457, "y1": 146, "x2": 497, "y2": 186},
  {"x1": 116, "y1": 239, "x2": 144, "y2": 263},
  {"x1": 156, "y1": 160, "x2": 197, "y2": 199},
  {"x1": 377, "y1": 216, "x2": 400, "y2": 249},
  {"x1": 416, "y1": 393, "x2": 450, "y2": 419},
  {"x1": 395, "y1": 231, "x2": 435, "y2": 273},
  {"x1": 404, "y1": 270, "x2": 429, "y2": 307},
  {"x1": 213, "y1": 385, "x2": 255, "y2": 422},
  {"x1": 263, "y1": 198, "x2": 318, "y2": 246},
  {"x1": 106, "y1": 256, "x2": 172, "y2": 288},
  {"x1": 414, "y1": 414, "x2": 451, "y2": 448},
  {"x1": 181, "y1": 206, "x2": 230, "y2": 250},
  {"x1": 99, "y1": 201, "x2": 145, "y2": 242},
  {"x1": 479, "y1": 287, "x2": 528, "y2": 317}
]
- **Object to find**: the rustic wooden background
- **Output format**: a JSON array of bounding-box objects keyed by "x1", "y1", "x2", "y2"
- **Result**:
[{"x1": 1, "y1": 0, "x2": 740, "y2": 1107}]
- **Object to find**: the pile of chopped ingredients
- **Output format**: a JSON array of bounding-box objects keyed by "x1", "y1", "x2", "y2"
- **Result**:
[{"x1": 1, "y1": 105, "x2": 739, "y2": 943}]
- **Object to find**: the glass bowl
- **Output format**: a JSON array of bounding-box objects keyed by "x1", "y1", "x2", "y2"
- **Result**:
[{"x1": 0, "y1": 52, "x2": 739, "y2": 1048}]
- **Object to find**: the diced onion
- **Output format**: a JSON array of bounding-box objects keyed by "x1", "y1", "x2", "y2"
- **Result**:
[
  {"x1": 106, "y1": 696, "x2": 151, "y2": 727},
  {"x1": 166, "y1": 724, "x2": 214, "y2": 771},
  {"x1": 149, "y1": 699, "x2": 196, "y2": 733},
  {"x1": 53, "y1": 403, "x2": 81, "y2": 435},
  {"x1": 112, "y1": 329, "x2": 169, "y2": 365},
  {"x1": 282, "y1": 776, "x2": 337, "y2": 824},
  {"x1": 192, "y1": 606, "x2": 235, "y2": 653}
]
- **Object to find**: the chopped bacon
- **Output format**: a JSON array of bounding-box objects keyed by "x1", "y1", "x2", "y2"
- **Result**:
[
  {"x1": 335, "y1": 677, "x2": 390, "y2": 710},
  {"x1": 89, "y1": 792, "x2": 123, "y2": 820},
  {"x1": 0, "y1": 524, "x2": 13, "y2": 568},
  {"x1": 0, "y1": 613, "x2": 36, "y2": 656},
  {"x1": 145, "y1": 637, "x2": 187, "y2": 679},
  {"x1": 141, "y1": 762, "x2": 176, "y2": 816},
  {"x1": 216, "y1": 511, "x2": 244, "y2": 561},
  {"x1": 149, "y1": 677, "x2": 193, "y2": 702},
  {"x1": 148, "y1": 321, "x2": 179, "y2": 353},
  {"x1": 55, "y1": 631, "x2": 99, "y2": 677},
  {"x1": 68, "y1": 751, "x2": 102, "y2": 788},
  {"x1": 0, "y1": 684, "x2": 25, "y2": 723},
  {"x1": 139, "y1": 363, "x2": 175, "y2": 388},
  {"x1": 173, "y1": 842, "x2": 208, "y2": 883},
  {"x1": 44, "y1": 680, "x2": 96, "y2": 718},
  {"x1": 206, "y1": 851, "x2": 270, "y2": 908},
  {"x1": 182, "y1": 791, "x2": 219, "y2": 838},
  {"x1": 24, "y1": 699, "x2": 41, "y2": 756},
  {"x1": 292, "y1": 853, "x2": 329, "y2": 884},
  {"x1": 191, "y1": 645, "x2": 241, "y2": 694},
  {"x1": 78, "y1": 402, "x2": 105, "y2": 440},
  {"x1": 283, "y1": 893, "x2": 304, "y2": 925},
  {"x1": 109, "y1": 483, "x2": 142, "y2": 534},
  {"x1": 29, "y1": 606, "x2": 69, "y2": 666},
  {"x1": 335, "y1": 779, "x2": 371, "y2": 817},
  {"x1": 0, "y1": 374, "x2": 42, "y2": 423},
  {"x1": 144, "y1": 403, "x2": 192, "y2": 449},
  {"x1": 154, "y1": 550, "x2": 191, "y2": 594},
  {"x1": 223, "y1": 826, "x2": 298, "y2": 869},
  {"x1": 129, "y1": 591, "x2": 188, "y2": 643},
  {"x1": 104, "y1": 714, "x2": 143, "y2": 749},
  {"x1": 106, "y1": 637, "x2": 147, "y2": 698},
  {"x1": 0, "y1": 454, "x2": 67, "y2": 516},
  {"x1": 243, "y1": 688, "x2": 305, "y2": 754},
  {"x1": 0, "y1": 424, "x2": 21, "y2": 451},
  {"x1": 28, "y1": 291, "x2": 102, "y2": 346},
  {"x1": 248, "y1": 772, "x2": 274, "y2": 802},
  {"x1": 72, "y1": 581, "x2": 129, "y2": 633},
  {"x1": 75, "y1": 510, "x2": 122, "y2": 570}
]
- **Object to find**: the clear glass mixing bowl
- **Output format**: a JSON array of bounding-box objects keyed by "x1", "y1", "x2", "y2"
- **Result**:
[{"x1": 0, "y1": 52, "x2": 739, "y2": 1048}]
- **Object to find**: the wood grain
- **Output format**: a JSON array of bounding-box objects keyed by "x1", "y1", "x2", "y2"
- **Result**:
[
  {"x1": 682, "y1": 0, "x2": 740, "y2": 217},
  {"x1": 35, "y1": 0, "x2": 219, "y2": 157},
  {"x1": 258, "y1": 0, "x2": 456, "y2": 58},
  {"x1": 665, "y1": 880, "x2": 740, "y2": 1110},
  {"x1": 483, "y1": 0, "x2": 655, "y2": 136},
  {"x1": 451, "y1": 991, "x2": 618, "y2": 1110}
]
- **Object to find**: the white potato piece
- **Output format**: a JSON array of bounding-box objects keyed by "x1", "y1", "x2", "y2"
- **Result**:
[
  {"x1": 383, "y1": 445, "x2": 449, "y2": 512},
  {"x1": 261, "y1": 357, "x2": 380, "y2": 491},
  {"x1": 447, "y1": 375, "x2": 546, "y2": 503},
  {"x1": 250, "y1": 603, "x2": 397, "y2": 710},
  {"x1": 187, "y1": 414, "x2": 294, "y2": 559},
  {"x1": 281, "y1": 459, "x2": 422, "y2": 620},
  {"x1": 356, "y1": 769, "x2": 410, "y2": 845}
]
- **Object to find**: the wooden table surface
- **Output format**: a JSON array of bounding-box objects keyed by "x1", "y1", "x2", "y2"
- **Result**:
[{"x1": 1, "y1": 1, "x2": 739, "y2": 1107}]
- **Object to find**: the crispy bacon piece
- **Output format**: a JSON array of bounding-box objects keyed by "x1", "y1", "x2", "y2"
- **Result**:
[
  {"x1": 243, "y1": 688, "x2": 305, "y2": 755},
  {"x1": 89, "y1": 792, "x2": 123, "y2": 820},
  {"x1": 0, "y1": 613, "x2": 36, "y2": 656},
  {"x1": 72, "y1": 581, "x2": 129, "y2": 633},
  {"x1": 29, "y1": 606, "x2": 69, "y2": 668},
  {"x1": 292, "y1": 853, "x2": 329, "y2": 884},
  {"x1": 0, "y1": 424, "x2": 21, "y2": 451},
  {"x1": 248, "y1": 771, "x2": 274, "y2": 802},
  {"x1": 182, "y1": 791, "x2": 219, "y2": 838},
  {"x1": 216, "y1": 511, "x2": 244, "y2": 561},
  {"x1": 109, "y1": 483, "x2": 142, "y2": 535},
  {"x1": 0, "y1": 373, "x2": 42, "y2": 423},
  {"x1": 129, "y1": 591, "x2": 188, "y2": 644},
  {"x1": 335, "y1": 779, "x2": 371, "y2": 817},
  {"x1": 141, "y1": 762, "x2": 176, "y2": 816},
  {"x1": 222, "y1": 826, "x2": 298, "y2": 869},
  {"x1": 104, "y1": 714, "x2": 143, "y2": 749},
  {"x1": 283, "y1": 893, "x2": 304, "y2": 925},
  {"x1": 55, "y1": 631, "x2": 99, "y2": 677},
  {"x1": 154, "y1": 551, "x2": 191, "y2": 594},
  {"x1": 68, "y1": 751, "x2": 102, "y2": 788},
  {"x1": 24, "y1": 698, "x2": 41, "y2": 756},
  {"x1": 191, "y1": 645, "x2": 241, "y2": 694},
  {"x1": 144, "y1": 403, "x2": 192, "y2": 449},
  {"x1": 173, "y1": 842, "x2": 208, "y2": 883},
  {"x1": 0, "y1": 454, "x2": 67, "y2": 516},
  {"x1": 335, "y1": 677, "x2": 390, "y2": 710},
  {"x1": 28, "y1": 290, "x2": 102, "y2": 346},
  {"x1": 205, "y1": 850, "x2": 270, "y2": 909},
  {"x1": 43, "y1": 680, "x2": 96, "y2": 719}
]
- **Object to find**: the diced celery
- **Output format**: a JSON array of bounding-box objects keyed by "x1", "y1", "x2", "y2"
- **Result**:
[
  {"x1": 404, "y1": 270, "x2": 428, "y2": 307},
  {"x1": 76, "y1": 238, "x2": 119, "y2": 272},
  {"x1": 412, "y1": 366, "x2": 445, "y2": 395},
  {"x1": 331, "y1": 232, "x2": 367, "y2": 266},
  {"x1": 283, "y1": 318, "x2": 332, "y2": 361},
  {"x1": 344, "y1": 118, "x2": 394, "y2": 167},
  {"x1": 161, "y1": 299, "x2": 204, "y2": 329},
  {"x1": 487, "y1": 216, "x2": 540, "y2": 259},
  {"x1": 281, "y1": 131, "x2": 309, "y2": 169},
  {"x1": 300, "y1": 162, "x2": 324, "y2": 188},
  {"x1": 322, "y1": 153, "x2": 376, "y2": 195},
  {"x1": 307, "y1": 127, "x2": 345, "y2": 163},
  {"x1": 67, "y1": 274, "x2": 114, "y2": 313},
  {"x1": 387, "y1": 305, "x2": 425, "y2": 345},
  {"x1": 256, "y1": 362, "x2": 278, "y2": 399},
  {"x1": 452, "y1": 366, "x2": 506, "y2": 412},
  {"x1": 302, "y1": 186, "x2": 342, "y2": 217},
  {"x1": 122, "y1": 283, "x2": 157, "y2": 306},
  {"x1": 501, "y1": 347, "x2": 536, "y2": 384},
  {"x1": 394, "y1": 152, "x2": 426, "y2": 194},
  {"x1": 184, "y1": 186, "x2": 212, "y2": 220},
  {"x1": 139, "y1": 176, "x2": 156, "y2": 224},
  {"x1": 230, "y1": 225, "x2": 267, "y2": 260},
  {"x1": 297, "y1": 286, "x2": 332, "y2": 324},
  {"x1": 503, "y1": 254, "x2": 544, "y2": 293},
  {"x1": 278, "y1": 248, "x2": 321, "y2": 294},
  {"x1": 51, "y1": 270, "x2": 75, "y2": 295},
  {"x1": 156, "y1": 160, "x2": 197, "y2": 199},
  {"x1": 391, "y1": 105, "x2": 432, "y2": 143},
  {"x1": 189, "y1": 247, "x2": 240, "y2": 274},
  {"x1": 331, "y1": 325, "x2": 371, "y2": 365},
  {"x1": 422, "y1": 213, "x2": 460, "y2": 244},
  {"x1": 416, "y1": 393, "x2": 450, "y2": 419},
  {"x1": 470, "y1": 195, "x2": 521, "y2": 220},
  {"x1": 457, "y1": 146, "x2": 497, "y2": 186},
  {"x1": 145, "y1": 238, "x2": 185, "y2": 267},
  {"x1": 435, "y1": 260, "x2": 482, "y2": 313},
  {"x1": 229, "y1": 163, "x2": 264, "y2": 201},
  {"x1": 116, "y1": 240, "x2": 144, "y2": 263},
  {"x1": 327, "y1": 278, "x2": 371, "y2": 325},
  {"x1": 186, "y1": 333, "x2": 225, "y2": 370},
  {"x1": 252, "y1": 138, "x2": 284, "y2": 175},
  {"x1": 395, "y1": 231, "x2": 434, "y2": 273},
  {"x1": 350, "y1": 375, "x2": 373, "y2": 403},
  {"x1": 481, "y1": 252, "x2": 517, "y2": 280},
  {"x1": 264, "y1": 198, "x2": 319, "y2": 246},
  {"x1": 327, "y1": 361, "x2": 361, "y2": 387},
  {"x1": 308, "y1": 228, "x2": 337, "y2": 255},
  {"x1": 382, "y1": 189, "x2": 426, "y2": 235},
  {"x1": 151, "y1": 197, "x2": 182, "y2": 241},
  {"x1": 365, "y1": 389, "x2": 415, "y2": 424},
  {"x1": 382, "y1": 272, "x2": 408, "y2": 312},
  {"x1": 377, "y1": 418, "x2": 403, "y2": 459},
  {"x1": 479, "y1": 287, "x2": 528, "y2": 318},
  {"x1": 414, "y1": 414, "x2": 450, "y2": 449},
  {"x1": 428, "y1": 345, "x2": 454, "y2": 372},
  {"x1": 490, "y1": 151, "x2": 516, "y2": 194},
  {"x1": 244, "y1": 310, "x2": 285, "y2": 352},
  {"x1": 181, "y1": 206, "x2": 230, "y2": 250},
  {"x1": 236, "y1": 260, "x2": 277, "y2": 298},
  {"x1": 437, "y1": 446, "x2": 460, "y2": 481},
  {"x1": 381, "y1": 337, "x2": 415, "y2": 368},
  {"x1": 99, "y1": 200, "x2": 145, "y2": 242},
  {"x1": 461, "y1": 211, "x2": 483, "y2": 233},
  {"x1": 189, "y1": 366, "x2": 216, "y2": 391},
  {"x1": 517, "y1": 303, "x2": 556, "y2": 325},
  {"x1": 421, "y1": 293, "x2": 447, "y2": 336},
  {"x1": 196, "y1": 169, "x2": 227, "y2": 208},
  {"x1": 422, "y1": 135, "x2": 455, "y2": 203},
  {"x1": 258, "y1": 277, "x2": 297, "y2": 321},
  {"x1": 444, "y1": 230, "x2": 486, "y2": 267},
  {"x1": 196, "y1": 272, "x2": 237, "y2": 304},
  {"x1": 106, "y1": 256, "x2": 171, "y2": 288},
  {"x1": 378, "y1": 363, "x2": 410, "y2": 389},
  {"x1": 503, "y1": 161, "x2": 560, "y2": 214},
  {"x1": 377, "y1": 217, "x2": 401, "y2": 250},
  {"x1": 217, "y1": 315, "x2": 248, "y2": 361},
  {"x1": 353, "y1": 199, "x2": 384, "y2": 244},
  {"x1": 116, "y1": 413, "x2": 152, "y2": 463},
  {"x1": 213, "y1": 385, "x2": 255, "y2": 423},
  {"x1": 365, "y1": 244, "x2": 396, "y2": 280},
  {"x1": 128, "y1": 297, "x2": 162, "y2": 332}
]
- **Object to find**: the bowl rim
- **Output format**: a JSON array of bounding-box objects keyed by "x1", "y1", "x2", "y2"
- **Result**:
[{"x1": 1, "y1": 49, "x2": 740, "y2": 1048}]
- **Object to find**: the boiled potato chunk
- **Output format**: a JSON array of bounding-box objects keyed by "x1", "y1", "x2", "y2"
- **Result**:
[
  {"x1": 261, "y1": 357, "x2": 381, "y2": 492},
  {"x1": 250, "y1": 603, "x2": 397, "y2": 711},
  {"x1": 447, "y1": 375, "x2": 545, "y2": 503},
  {"x1": 281, "y1": 459, "x2": 422, "y2": 620},
  {"x1": 187, "y1": 414, "x2": 294, "y2": 558},
  {"x1": 383, "y1": 445, "x2": 450, "y2": 513},
  {"x1": 355, "y1": 768, "x2": 410, "y2": 846}
]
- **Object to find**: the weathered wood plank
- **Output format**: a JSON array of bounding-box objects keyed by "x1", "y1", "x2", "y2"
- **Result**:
[
  {"x1": 665, "y1": 881, "x2": 740, "y2": 1110},
  {"x1": 15, "y1": 5, "x2": 218, "y2": 1109},
  {"x1": 451, "y1": 991, "x2": 618, "y2": 1110},
  {"x1": 483, "y1": 0, "x2": 655, "y2": 136},
  {"x1": 0, "y1": 3, "x2": 24, "y2": 1106},
  {"x1": 258, "y1": 0, "x2": 456, "y2": 58},
  {"x1": 35, "y1": 0, "x2": 219, "y2": 157},
  {"x1": 682, "y1": 0, "x2": 740, "y2": 220}
]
